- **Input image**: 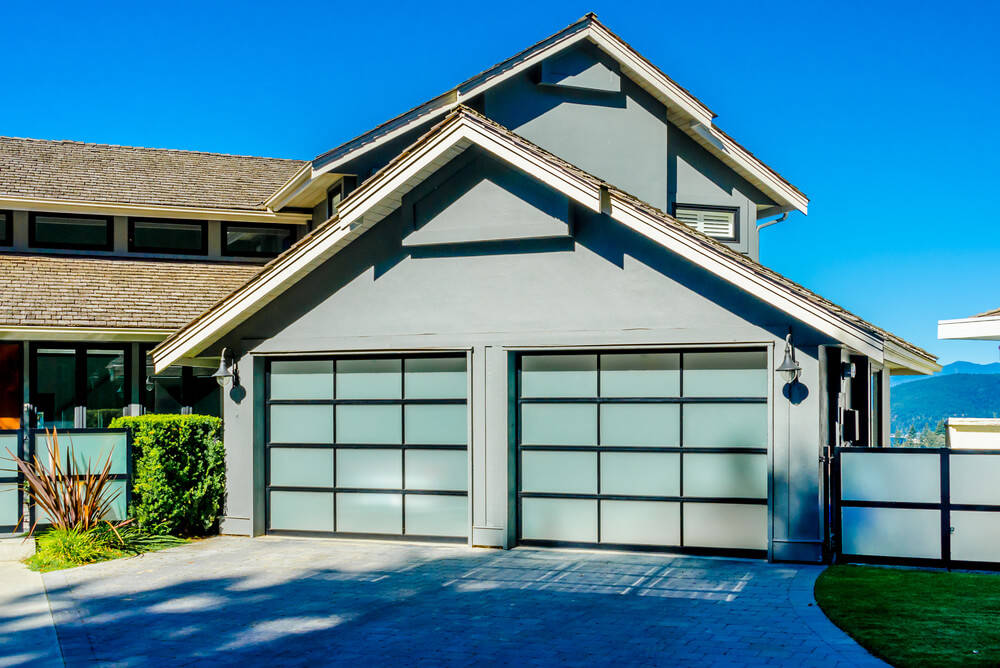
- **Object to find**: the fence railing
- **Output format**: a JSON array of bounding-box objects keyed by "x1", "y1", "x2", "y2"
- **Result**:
[{"x1": 835, "y1": 446, "x2": 1000, "y2": 569}]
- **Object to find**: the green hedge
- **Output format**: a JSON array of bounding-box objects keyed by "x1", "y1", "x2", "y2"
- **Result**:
[{"x1": 110, "y1": 415, "x2": 225, "y2": 536}]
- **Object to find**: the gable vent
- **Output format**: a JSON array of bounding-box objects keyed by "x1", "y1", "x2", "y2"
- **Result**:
[{"x1": 673, "y1": 205, "x2": 737, "y2": 241}]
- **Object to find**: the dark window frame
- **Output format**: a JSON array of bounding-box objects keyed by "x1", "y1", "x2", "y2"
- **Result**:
[
  {"x1": 325, "y1": 182, "x2": 344, "y2": 221},
  {"x1": 28, "y1": 342, "x2": 132, "y2": 428},
  {"x1": 138, "y1": 344, "x2": 221, "y2": 416},
  {"x1": 28, "y1": 212, "x2": 114, "y2": 251},
  {"x1": 0, "y1": 210, "x2": 13, "y2": 247},
  {"x1": 671, "y1": 203, "x2": 741, "y2": 243},
  {"x1": 221, "y1": 221, "x2": 294, "y2": 258},
  {"x1": 127, "y1": 218, "x2": 208, "y2": 255}
]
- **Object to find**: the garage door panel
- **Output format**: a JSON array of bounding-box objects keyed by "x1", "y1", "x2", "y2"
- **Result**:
[
  {"x1": 599, "y1": 353, "x2": 680, "y2": 398},
  {"x1": 521, "y1": 403, "x2": 597, "y2": 445},
  {"x1": 601, "y1": 500, "x2": 680, "y2": 546},
  {"x1": 405, "y1": 449, "x2": 467, "y2": 491},
  {"x1": 683, "y1": 453, "x2": 767, "y2": 499},
  {"x1": 266, "y1": 355, "x2": 468, "y2": 540},
  {"x1": 269, "y1": 491, "x2": 334, "y2": 532},
  {"x1": 600, "y1": 452, "x2": 679, "y2": 496},
  {"x1": 683, "y1": 403, "x2": 768, "y2": 448},
  {"x1": 405, "y1": 494, "x2": 467, "y2": 536},
  {"x1": 521, "y1": 498, "x2": 598, "y2": 542},
  {"x1": 336, "y1": 493, "x2": 403, "y2": 534},
  {"x1": 269, "y1": 448, "x2": 334, "y2": 488},
  {"x1": 683, "y1": 503, "x2": 767, "y2": 550},
  {"x1": 600, "y1": 403, "x2": 679, "y2": 446},
  {"x1": 521, "y1": 451, "x2": 597, "y2": 494},
  {"x1": 521, "y1": 354, "x2": 597, "y2": 397},
  {"x1": 683, "y1": 351, "x2": 767, "y2": 398}
]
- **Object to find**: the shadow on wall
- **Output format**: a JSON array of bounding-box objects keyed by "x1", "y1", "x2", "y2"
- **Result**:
[{"x1": 4, "y1": 539, "x2": 803, "y2": 667}]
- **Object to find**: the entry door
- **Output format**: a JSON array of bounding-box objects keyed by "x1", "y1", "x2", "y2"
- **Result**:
[
  {"x1": 265, "y1": 354, "x2": 469, "y2": 540},
  {"x1": 516, "y1": 350, "x2": 769, "y2": 554},
  {"x1": 0, "y1": 343, "x2": 21, "y2": 429}
]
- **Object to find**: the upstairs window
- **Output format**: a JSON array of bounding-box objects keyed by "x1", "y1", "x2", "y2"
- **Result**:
[
  {"x1": 672, "y1": 205, "x2": 738, "y2": 242},
  {"x1": 222, "y1": 223, "x2": 294, "y2": 257},
  {"x1": 129, "y1": 219, "x2": 207, "y2": 255},
  {"x1": 0, "y1": 211, "x2": 11, "y2": 246},
  {"x1": 29, "y1": 213, "x2": 113, "y2": 251}
]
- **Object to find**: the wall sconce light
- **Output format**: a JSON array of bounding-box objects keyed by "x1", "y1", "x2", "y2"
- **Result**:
[
  {"x1": 776, "y1": 332, "x2": 802, "y2": 385},
  {"x1": 145, "y1": 376, "x2": 154, "y2": 392},
  {"x1": 212, "y1": 347, "x2": 238, "y2": 388}
]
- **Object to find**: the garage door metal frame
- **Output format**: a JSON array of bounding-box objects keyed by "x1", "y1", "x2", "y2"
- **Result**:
[
  {"x1": 264, "y1": 352, "x2": 469, "y2": 543},
  {"x1": 515, "y1": 347, "x2": 769, "y2": 557}
]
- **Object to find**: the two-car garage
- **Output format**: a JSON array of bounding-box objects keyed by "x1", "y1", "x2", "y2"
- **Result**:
[{"x1": 263, "y1": 349, "x2": 769, "y2": 555}]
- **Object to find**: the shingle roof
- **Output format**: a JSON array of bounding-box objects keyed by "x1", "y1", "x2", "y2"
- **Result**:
[
  {"x1": 0, "y1": 136, "x2": 307, "y2": 211},
  {"x1": 0, "y1": 255, "x2": 261, "y2": 330},
  {"x1": 978, "y1": 307, "x2": 1000, "y2": 317}
]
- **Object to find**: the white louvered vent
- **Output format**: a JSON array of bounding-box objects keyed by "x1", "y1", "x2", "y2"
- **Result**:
[{"x1": 674, "y1": 206, "x2": 736, "y2": 240}]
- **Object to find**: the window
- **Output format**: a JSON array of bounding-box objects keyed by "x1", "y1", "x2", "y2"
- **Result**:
[
  {"x1": 128, "y1": 219, "x2": 207, "y2": 254},
  {"x1": 30, "y1": 344, "x2": 129, "y2": 429},
  {"x1": 222, "y1": 223, "x2": 294, "y2": 257},
  {"x1": 141, "y1": 348, "x2": 221, "y2": 417},
  {"x1": 326, "y1": 183, "x2": 343, "y2": 220},
  {"x1": 0, "y1": 211, "x2": 12, "y2": 246},
  {"x1": 29, "y1": 213, "x2": 113, "y2": 251},
  {"x1": 672, "y1": 204, "x2": 739, "y2": 242},
  {"x1": 870, "y1": 370, "x2": 883, "y2": 447}
]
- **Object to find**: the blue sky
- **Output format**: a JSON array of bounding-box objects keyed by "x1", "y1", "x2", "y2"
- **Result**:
[{"x1": 4, "y1": 1, "x2": 998, "y2": 364}]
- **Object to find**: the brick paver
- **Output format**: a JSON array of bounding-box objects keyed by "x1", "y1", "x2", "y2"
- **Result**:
[{"x1": 40, "y1": 537, "x2": 884, "y2": 667}]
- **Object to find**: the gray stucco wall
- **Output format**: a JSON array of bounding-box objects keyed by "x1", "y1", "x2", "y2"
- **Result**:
[{"x1": 219, "y1": 152, "x2": 831, "y2": 561}]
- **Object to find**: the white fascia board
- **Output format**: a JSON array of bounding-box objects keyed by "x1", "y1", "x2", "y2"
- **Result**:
[
  {"x1": 262, "y1": 163, "x2": 313, "y2": 210},
  {"x1": 883, "y1": 340, "x2": 941, "y2": 375},
  {"x1": 606, "y1": 193, "x2": 882, "y2": 360},
  {"x1": 0, "y1": 326, "x2": 172, "y2": 342},
  {"x1": 938, "y1": 315, "x2": 1000, "y2": 341},
  {"x1": 0, "y1": 197, "x2": 310, "y2": 224}
]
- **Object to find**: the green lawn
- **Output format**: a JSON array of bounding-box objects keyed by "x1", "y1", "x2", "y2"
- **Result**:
[{"x1": 815, "y1": 565, "x2": 1000, "y2": 667}]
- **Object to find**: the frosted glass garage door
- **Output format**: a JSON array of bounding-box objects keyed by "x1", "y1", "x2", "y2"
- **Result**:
[
  {"x1": 266, "y1": 355, "x2": 468, "y2": 539},
  {"x1": 518, "y1": 350, "x2": 768, "y2": 552}
]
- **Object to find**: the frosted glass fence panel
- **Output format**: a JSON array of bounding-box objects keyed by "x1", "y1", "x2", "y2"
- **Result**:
[
  {"x1": 0, "y1": 483, "x2": 20, "y2": 526},
  {"x1": 336, "y1": 493, "x2": 402, "y2": 534},
  {"x1": 405, "y1": 495, "x2": 467, "y2": 537},
  {"x1": 335, "y1": 405, "x2": 402, "y2": 444},
  {"x1": 683, "y1": 351, "x2": 767, "y2": 398},
  {"x1": 520, "y1": 404, "x2": 597, "y2": 445},
  {"x1": 269, "y1": 491, "x2": 334, "y2": 532},
  {"x1": 950, "y1": 455, "x2": 1000, "y2": 506},
  {"x1": 405, "y1": 450, "x2": 467, "y2": 491},
  {"x1": 521, "y1": 498, "x2": 598, "y2": 542},
  {"x1": 404, "y1": 357, "x2": 466, "y2": 399},
  {"x1": 0, "y1": 434, "x2": 18, "y2": 458},
  {"x1": 951, "y1": 511, "x2": 1000, "y2": 563},
  {"x1": 683, "y1": 404, "x2": 767, "y2": 448},
  {"x1": 840, "y1": 507, "x2": 940, "y2": 559},
  {"x1": 35, "y1": 431, "x2": 128, "y2": 473},
  {"x1": 270, "y1": 360, "x2": 333, "y2": 400},
  {"x1": 599, "y1": 353, "x2": 679, "y2": 397},
  {"x1": 521, "y1": 451, "x2": 597, "y2": 494},
  {"x1": 683, "y1": 453, "x2": 767, "y2": 499},
  {"x1": 600, "y1": 452, "x2": 680, "y2": 496},
  {"x1": 683, "y1": 503, "x2": 767, "y2": 550},
  {"x1": 601, "y1": 500, "x2": 679, "y2": 546},
  {"x1": 600, "y1": 404, "x2": 679, "y2": 446},
  {"x1": 336, "y1": 449, "x2": 401, "y2": 489},
  {"x1": 270, "y1": 405, "x2": 333, "y2": 444},
  {"x1": 404, "y1": 404, "x2": 466, "y2": 445},
  {"x1": 269, "y1": 448, "x2": 334, "y2": 488},
  {"x1": 336, "y1": 359, "x2": 401, "y2": 399},
  {"x1": 521, "y1": 355, "x2": 597, "y2": 397},
  {"x1": 840, "y1": 452, "x2": 939, "y2": 503}
]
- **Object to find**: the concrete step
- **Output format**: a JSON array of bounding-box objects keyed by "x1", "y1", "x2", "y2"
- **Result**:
[{"x1": 0, "y1": 534, "x2": 35, "y2": 561}]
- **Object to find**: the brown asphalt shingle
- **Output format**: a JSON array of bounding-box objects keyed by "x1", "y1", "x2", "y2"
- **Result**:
[
  {"x1": 977, "y1": 307, "x2": 1000, "y2": 317},
  {"x1": 0, "y1": 255, "x2": 261, "y2": 330},
  {"x1": 0, "y1": 137, "x2": 306, "y2": 211}
]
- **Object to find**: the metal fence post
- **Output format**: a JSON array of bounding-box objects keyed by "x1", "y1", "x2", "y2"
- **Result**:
[{"x1": 941, "y1": 449, "x2": 951, "y2": 569}]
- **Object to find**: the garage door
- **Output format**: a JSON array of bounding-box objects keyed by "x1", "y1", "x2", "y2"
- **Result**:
[
  {"x1": 516, "y1": 350, "x2": 769, "y2": 554},
  {"x1": 265, "y1": 354, "x2": 468, "y2": 540}
]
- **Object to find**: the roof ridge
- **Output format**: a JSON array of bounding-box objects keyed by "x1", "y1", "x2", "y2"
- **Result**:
[{"x1": 0, "y1": 135, "x2": 307, "y2": 163}]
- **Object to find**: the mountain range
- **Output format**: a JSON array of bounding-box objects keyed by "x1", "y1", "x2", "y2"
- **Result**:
[{"x1": 891, "y1": 361, "x2": 1000, "y2": 434}]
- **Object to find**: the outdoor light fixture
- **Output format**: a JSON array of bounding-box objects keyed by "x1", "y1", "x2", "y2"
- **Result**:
[
  {"x1": 776, "y1": 332, "x2": 802, "y2": 385},
  {"x1": 212, "y1": 347, "x2": 236, "y2": 388},
  {"x1": 145, "y1": 376, "x2": 154, "y2": 392}
]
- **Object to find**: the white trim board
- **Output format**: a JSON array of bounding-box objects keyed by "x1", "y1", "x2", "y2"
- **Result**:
[
  {"x1": 0, "y1": 196, "x2": 311, "y2": 224},
  {"x1": 284, "y1": 15, "x2": 807, "y2": 215},
  {"x1": 153, "y1": 108, "x2": 928, "y2": 374},
  {"x1": 0, "y1": 326, "x2": 172, "y2": 342},
  {"x1": 938, "y1": 315, "x2": 1000, "y2": 341}
]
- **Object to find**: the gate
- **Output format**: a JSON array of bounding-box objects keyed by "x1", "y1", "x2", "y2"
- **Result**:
[
  {"x1": 833, "y1": 446, "x2": 1000, "y2": 569},
  {"x1": 0, "y1": 430, "x2": 24, "y2": 532}
]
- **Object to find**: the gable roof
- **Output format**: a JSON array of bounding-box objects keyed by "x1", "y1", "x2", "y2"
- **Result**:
[
  {"x1": 153, "y1": 107, "x2": 935, "y2": 375},
  {"x1": 267, "y1": 14, "x2": 808, "y2": 216},
  {"x1": 0, "y1": 136, "x2": 309, "y2": 221},
  {"x1": 0, "y1": 254, "x2": 261, "y2": 335}
]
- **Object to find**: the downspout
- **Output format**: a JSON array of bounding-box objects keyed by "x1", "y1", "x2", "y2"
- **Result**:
[{"x1": 756, "y1": 212, "x2": 788, "y2": 232}]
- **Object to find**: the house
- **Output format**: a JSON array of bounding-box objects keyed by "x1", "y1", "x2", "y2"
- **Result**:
[
  {"x1": 938, "y1": 308, "x2": 1000, "y2": 449},
  {"x1": 5, "y1": 15, "x2": 938, "y2": 561},
  {"x1": 938, "y1": 307, "x2": 1000, "y2": 342}
]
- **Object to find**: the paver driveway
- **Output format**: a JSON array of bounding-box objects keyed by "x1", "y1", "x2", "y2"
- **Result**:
[{"x1": 37, "y1": 536, "x2": 881, "y2": 667}]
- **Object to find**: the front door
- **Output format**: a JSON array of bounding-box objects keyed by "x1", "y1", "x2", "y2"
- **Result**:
[
  {"x1": 516, "y1": 349, "x2": 770, "y2": 555},
  {"x1": 0, "y1": 343, "x2": 21, "y2": 429}
]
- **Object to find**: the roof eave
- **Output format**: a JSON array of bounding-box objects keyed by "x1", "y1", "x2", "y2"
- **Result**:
[{"x1": 938, "y1": 314, "x2": 1000, "y2": 341}]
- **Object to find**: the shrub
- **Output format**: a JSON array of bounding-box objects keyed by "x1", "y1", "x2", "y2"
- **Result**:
[
  {"x1": 26, "y1": 527, "x2": 121, "y2": 572},
  {"x1": 110, "y1": 415, "x2": 225, "y2": 536}
]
